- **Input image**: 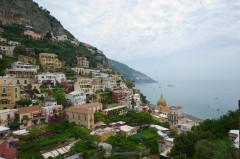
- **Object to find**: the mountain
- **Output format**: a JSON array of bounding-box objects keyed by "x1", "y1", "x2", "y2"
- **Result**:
[
  {"x1": 0, "y1": 0, "x2": 156, "y2": 83},
  {"x1": 0, "y1": 0, "x2": 72, "y2": 37},
  {"x1": 108, "y1": 59, "x2": 156, "y2": 83}
]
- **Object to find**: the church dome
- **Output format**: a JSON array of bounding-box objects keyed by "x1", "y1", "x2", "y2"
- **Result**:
[{"x1": 157, "y1": 94, "x2": 167, "y2": 106}]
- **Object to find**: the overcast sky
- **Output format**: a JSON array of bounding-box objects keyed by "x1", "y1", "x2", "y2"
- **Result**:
[{"x1": 34, "y1": 0, "x2": 240, "y2": 81}]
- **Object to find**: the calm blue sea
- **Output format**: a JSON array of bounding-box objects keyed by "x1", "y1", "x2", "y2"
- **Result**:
[{"x1": 135, "y1": 80, "x2": 240, "y2": 119}]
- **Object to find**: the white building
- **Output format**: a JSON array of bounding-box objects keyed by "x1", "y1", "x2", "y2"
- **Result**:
[
  {"x1": 36, "y1": 72, "x2": 66, "y2": 85},
  {"x1": 57, "y1": 35, "x2": 68, "y2": 41},
  {"x1": 0, "y1": 36, "x2": 7, "y2": 43},
  {"x1": 66, "y1": 91, "x2": 86, "y2": 106},
  {"x1": 74, "y1": 77, "x2": 93, "y2": 94},
  {"x1": 119, "y1": 125, "x2": 137, "y2": 137},
  {"x1": 41, "y1": 100, "x2": 63, "y2": 116},
  {"x1": 0, "y1": 109, "x2": 17, "y2": 127},
  {"x1": 0, "y1": 45, "x2": 15, "y2": 56},
  {"x1": 6, "y1": 61, "x2": 39, "y2": 78},
  {"x1": 8, "y1": 41, "x2": 20, "y2": 46},
  {"x1": 229, "y1": 130, "x2": 239, "y2": 148}
]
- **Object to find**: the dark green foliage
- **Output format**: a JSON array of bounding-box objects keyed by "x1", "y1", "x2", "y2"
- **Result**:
[
  {"x1": 13, "y1": 45, "x2": 26, "y2": 56},
  {"x1": 125, "y1": 80, "x2": 135, "y2": 89},
  {"x1": 140, "y1": 93, "x2": 148, "y2": 105},
  {"x1": 53, "y1": 92, "x2": 67, "y2": 107},
  {"x1": 195, "y1": 139, "x2": 239, "y2": 159},
  {"x1": 0, "y1": 23, "x2": 23, "y2": 41},
  {"x1": 16, "y1": 99, "x2": 32, "y2": 106},
  {"x1": 106, "y1": 135, "x2": 141, "y2": 152},
  {"x1": 124, "y1": 111, "x2": 154, "y2": 126},
  {"x1": 169, "y1": 109, "x2": 239, "y2": 159},
  {"x1": 0, "y1": 55, "x2": 9, "y2": 76}
]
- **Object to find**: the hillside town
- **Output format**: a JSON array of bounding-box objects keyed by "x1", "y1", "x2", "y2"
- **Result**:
[{"x1": 0, "y1": 6, "x2": 239, "y2": 159}]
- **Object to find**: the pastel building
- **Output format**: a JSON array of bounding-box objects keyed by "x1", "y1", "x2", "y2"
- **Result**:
[
  {"x1": 18, "y1": 55, "x2": 36, "y2": 64},
  {"x1": 74, "y1": 77, "x2": 93, "y2": 94},
  {"x1": 66, "y1": 91, "x2": 86, "y2": 106},
  {"x1": 119, "y1": 125, "x2": 137, "y2": 137},
  {"x1": 36, "y1": 72, "x2": 66, "y2": 85},
  {"x1": 0, "y1": 45, "x2": 15, "y2": 56},
  {"x1": 0, "y1": 126, "x2": 18, "y2": 159},
  {"x1": 15, "y1": 106, "x2": 47, "y2": 129},
  {"x1": 65, "y1": 106, "x2": 94, "y2": 129},
  {"x1": 0, "y1": 109, "x2": 17, "y2": 127},
  {"x1": 24, "y1": 30, "x2": 42, "y2": 40},
  {"x1": 0, "y1": 84, "x2": 20, "y2": 109},
  {"x1": 39, "y1": 53, "x2": 62, "y2": 69},
  {"x1": 77, "y1": 57, "x2": 89, "y2": 68},
  {"x1": 6, "y1": 61, "x2": 39, "y2": 78}
]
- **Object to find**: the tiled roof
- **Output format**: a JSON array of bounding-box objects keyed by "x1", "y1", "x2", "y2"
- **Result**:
[
  {"x1": 77, "y1": 102, "x2": 102, "y2": 108},
  {"x1": 65, "y1": 107, "x2": 93, "y2": 114},
  {"x1": 160, "y1": 106, "x2": 169, "y2": 113},
  {"x1": 16, "y1": 106, "x2": 42, "y2": 114}
]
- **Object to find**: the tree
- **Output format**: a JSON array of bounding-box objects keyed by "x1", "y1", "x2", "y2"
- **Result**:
[
  {"x1": 195, "y1": 139, "x2": 239, "y2": 159},
  {"x1": 0, "y1": 57, "x2": 9, "y2": 76},
  {"x1": 53, "y1": 92, "x2": 67, "y2": 108},
  {"x1": 45, "y1": 32, "x2": 52, "y2": 39},
  {"x1": 169, "y1": 131, "x2": 214, "y2": 158},
  {"x1": 94, "y1": 112, "x2": 104, "y2": 122},
  {"x1": 16, "y1": 99, "x2": 32, "y2": 107},
  {"x1": 13, "y1": 45, "x2": 26, "y2": 56}
]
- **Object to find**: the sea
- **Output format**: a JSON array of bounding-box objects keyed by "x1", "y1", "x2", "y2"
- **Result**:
[{"x1": 135, "y1": 80, "x2": 240, "y2": 120}]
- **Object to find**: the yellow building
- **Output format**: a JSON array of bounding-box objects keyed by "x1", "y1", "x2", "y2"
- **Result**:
[
  {"x1": 39, "y1": 53, "x2": 62, "y2": 69},
  {"x1": 94, "y1": 128, "x2": 113, "y2": 142},
  {"x1": 18, "y1": 55, "x2": 36, "y2": 64},
  {"x1": 65, "y1": 106, "x2": 94, "y2": 129},
  {"x1": 0, "y1": 84, "x2": 20, "y2": 109},
  {"x1": 0, "y1": 76, "x2": 33, "y2": 86}
]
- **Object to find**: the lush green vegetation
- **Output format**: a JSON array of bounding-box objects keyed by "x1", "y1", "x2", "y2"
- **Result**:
[
  {"x1": 104, "y1": 110, "x2": 155, "y2": 126},
  {"x1": 53, "y1": 91, "x2": 67, "y2": 108},
  {"x1": 18, "y1": 120, "x2": 93, "y2": 159},
  {"x1": 15, "y1": 99, "x2": 32, "y2": 106},
  {"x1": 0, "y1": 54, "x2": 9, "y2": 76},
  {"x1": 168, "y1": 109, "x2": 239, "y2": 159}
]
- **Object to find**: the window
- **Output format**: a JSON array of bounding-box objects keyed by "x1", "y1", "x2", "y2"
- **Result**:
[
  {"x1": 2, "y1": 87, "x2": 6, "y2": 93},
  {"x1": 24, "y1": 80, "x2": 27, "y2": 84},
  {"x1": 15, "y1": 88, "x2": 17, "y2": 93}
]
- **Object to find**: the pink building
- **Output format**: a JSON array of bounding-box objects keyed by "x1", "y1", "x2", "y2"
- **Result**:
[
  {"x1": 24, "y1": 30, "x2": 42, "y2": 40},
  {"x1": 0, "y1": 126, "x2": 18, "y2": 159}
]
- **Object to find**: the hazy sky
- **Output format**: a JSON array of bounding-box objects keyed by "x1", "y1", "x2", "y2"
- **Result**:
[{"x1": 34, "y1": 0, "x2": 240, "y2": 81}]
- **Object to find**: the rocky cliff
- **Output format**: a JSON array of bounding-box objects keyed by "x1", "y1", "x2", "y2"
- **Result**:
[{"x1": 0, "y1": 0, "x2": 71, "y2": 37}]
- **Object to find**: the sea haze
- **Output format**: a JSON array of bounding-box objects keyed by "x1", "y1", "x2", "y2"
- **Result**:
[{"x1": 135, "y1": 80, "x2": 240, "y2": 119}]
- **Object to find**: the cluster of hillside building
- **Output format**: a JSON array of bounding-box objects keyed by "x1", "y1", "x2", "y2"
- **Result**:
[{"x1": 0, "y1": 26, "x2": 238, "y2": 159}]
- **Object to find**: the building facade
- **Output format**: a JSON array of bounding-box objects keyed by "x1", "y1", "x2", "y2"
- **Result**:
[
  {"x1": 6, "y1": 61, "x2": 39, "y2": 78},
  {"x1": 65, "y1": 106, "x2": 94, "y2": 129},
  {"x1": 15, "y1": 106, "x2": 47, "y2": 129},
  {"x1": 0, "y1": 84, "x2": 20, "y2": 107},
  {"x1": 66, "y1": 91, "x2": 86, "y2": 106},
  {"x1": 39, "y1": 53, "x2": 62, "y2": 69},
  {"x1": 77, "y1": 57, "x2": 89, "y2": 68},
  {"x1": 18, "y1": 55, "x2": 36, "y2": 64}
]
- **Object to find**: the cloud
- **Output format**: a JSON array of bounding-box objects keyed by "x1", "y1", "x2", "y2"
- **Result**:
[{"x1": 34, "y1": 0, "x2": 240, "y2": 80}]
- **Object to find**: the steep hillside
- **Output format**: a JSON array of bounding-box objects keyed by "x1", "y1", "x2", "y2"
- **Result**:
[
  {"x1": 0, "y1": 0, "x2": 72, "y2": 37},
  {"x1": 108, "y1": 59, "x2": 156, "y2": 83},
  {"x1": 0, "y1": 0, "x2": 156, "y2": 82}
]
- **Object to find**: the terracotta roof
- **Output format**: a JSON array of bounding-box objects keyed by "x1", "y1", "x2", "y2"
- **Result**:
[
  {"x1": 160, "y1": 106, "x2": 169, "y2": 113},
  {"x1": 77, "y1": 102, "x2": 102, "y2": 109},
  {"x1": 16, "y1": 106, "x2": 42, "y2": 114},
  {"x1": 65, "y1": 107, "x2": 93, "y2": 114}
]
